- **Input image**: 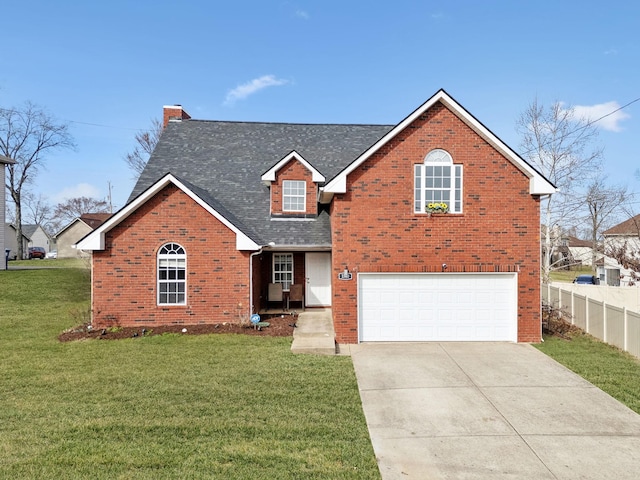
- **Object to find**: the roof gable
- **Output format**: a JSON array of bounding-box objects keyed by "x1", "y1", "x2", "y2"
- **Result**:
[
  {"x1": 323, "y1": 89, "x2": 556, "y2": 196},
  {"x1": 76, "y1": 173, "x2": 261, "y2": 251},
  {"x1": 261, "y1": 151, "x2": 325, "y2": 185}
]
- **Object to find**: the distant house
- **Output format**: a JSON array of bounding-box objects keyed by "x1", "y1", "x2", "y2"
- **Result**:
[
  {"x1": 601, "y1": 215, "x2": 640, "y2": 286},
  {"x1": 23, "y1": 224, "x2": 53, "y2": 252},
  {"x1": 1, "y1": 155, "x2": 16, "y2": 269},
  {"x1": 4, "y1": 224, "x2": 30, "y2": 260},
  {"x1": 603, "y1": 215, "x2": 640, "y2": 255},
  {"x1": 56, "y1": 213, "x2": 111, "y2": 258}
]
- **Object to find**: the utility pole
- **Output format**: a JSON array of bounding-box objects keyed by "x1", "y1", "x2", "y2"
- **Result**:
[{"x1": 107, "y1": 181, "x2": 113, "y2": 213}]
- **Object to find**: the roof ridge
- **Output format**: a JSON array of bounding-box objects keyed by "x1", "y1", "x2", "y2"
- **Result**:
[{"x1": 182, "y1": 118, "x2": 394, "y2": 128}]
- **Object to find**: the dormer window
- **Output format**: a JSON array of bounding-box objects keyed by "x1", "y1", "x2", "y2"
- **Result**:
[
  {"x1": 283, "y1": 180, "x2": 306, "y2": 212},
  {"x1": 414, "y1": 149, "x2": 463, "y2": 214}
]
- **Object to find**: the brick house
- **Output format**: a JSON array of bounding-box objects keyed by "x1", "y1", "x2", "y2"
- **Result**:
[{"x1": 78, "y1": 90, "x2": 555, "y2": 343}]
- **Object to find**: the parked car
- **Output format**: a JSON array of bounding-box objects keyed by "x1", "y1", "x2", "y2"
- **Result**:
[
  {"x1": 46, "y1": 250, "x2": 57, "y2": 259},
  {"x1": 28, "y1": 247, "x2": 46, "y2": 259},
  {"x1": 573, "y1": 274, "x2": 599, "y2": 285}
]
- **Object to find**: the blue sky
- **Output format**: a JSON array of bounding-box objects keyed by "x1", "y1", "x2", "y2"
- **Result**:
[{"x1": 2, "y1": 1, "x2": 638, "y2": 211}]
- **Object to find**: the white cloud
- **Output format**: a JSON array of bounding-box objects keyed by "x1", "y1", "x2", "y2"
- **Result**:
[
  {"x1": 224, "y1": 75, "x2": 289, "y2": 105},
  {"x1": 295, "y1": 9, "x2": 309, "y2": 19},
  {"x1": 572, "y1": 101, "x2": 631, "y2": 132},
  {"x1": 52, "y1": 183, "x2": 101, "y2": 203}
]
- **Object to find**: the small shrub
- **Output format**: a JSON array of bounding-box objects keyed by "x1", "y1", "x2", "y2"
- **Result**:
[{"x1": 542, "y1": 301, "x2": 581, "y2": 339}]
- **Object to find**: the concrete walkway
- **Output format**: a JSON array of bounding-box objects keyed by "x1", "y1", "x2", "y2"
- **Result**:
[
  {"x1": 290, "y1": 309, "x2": 336, "y2": 355},
  {"x1": 351, "y1": 342, "x2": 640, "y2": 480}
]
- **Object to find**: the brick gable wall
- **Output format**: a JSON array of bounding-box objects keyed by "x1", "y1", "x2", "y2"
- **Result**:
[
  {"x1": 270, "y1": 158, "x2": 317, "y2": 216},
  {"x1": 331, "y1": 103, "x2": 542, "y2": 343},
  {"x1": 91, "y1": 184, "x2": 250, "y2": 328}
]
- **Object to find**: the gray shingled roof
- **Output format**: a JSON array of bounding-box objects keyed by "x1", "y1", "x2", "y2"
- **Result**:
[{"x1": 129, "y1": 120, "x2": 393, "y2": 246}]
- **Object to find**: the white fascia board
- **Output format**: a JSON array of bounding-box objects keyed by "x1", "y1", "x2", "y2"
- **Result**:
[
  {"x1": 75, "y1": 174, "x2": 260, "y2": 252},
  {"x1": 437, "y1": 94, "x2": 556, "y2": 196},
  {"x1": 261, "y1": 151, "x2": 325, "y2": 184},
  {"x1": 323, "y1": 89, "x2": 556, "y2": 197},
  {"x1": 323, "y1": 92, "x2": 447, "y2": 194},
  {"x1": 75, "y1": 230, "x2": 105, "y2": 250}
]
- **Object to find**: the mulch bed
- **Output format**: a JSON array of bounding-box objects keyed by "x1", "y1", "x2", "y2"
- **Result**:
[{"x1": 58, "y1": 313, "x2": 298, "y2": 342}]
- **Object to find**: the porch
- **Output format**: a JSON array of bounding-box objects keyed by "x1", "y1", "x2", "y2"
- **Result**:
[{"x1": 253, "y1": 250, "x2": 331, "y2": 314}]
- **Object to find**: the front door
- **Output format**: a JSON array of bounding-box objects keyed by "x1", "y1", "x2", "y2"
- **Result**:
[{"x1": 305, "y1": 252, "x2": 331, "y2": 306}]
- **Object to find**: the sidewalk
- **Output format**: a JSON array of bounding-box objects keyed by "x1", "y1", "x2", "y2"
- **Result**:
[{"x1": 290, "y1": 309, "x2": 335, "y2": 355}]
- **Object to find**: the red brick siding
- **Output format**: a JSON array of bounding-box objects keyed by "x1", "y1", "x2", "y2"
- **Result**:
[
  {"x1": 270, "y1": 159, "x2": 317, "y2": 215},
  {"x1": 331, "y1": 103, "x2": 542, "y2": 343},
  {"x1": 91, "y1": 184, "x2": 250, "y2": 327}
]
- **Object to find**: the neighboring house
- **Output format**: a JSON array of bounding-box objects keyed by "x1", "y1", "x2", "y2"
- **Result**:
[
  {"x1": 4, "y1": 224, "x2": 30, "y2": 260},
  {"x1": 1, "y1": 155, "x2": 16, "y2": 269},
  {"x1": 564, "y1": 235, "x2": 596, "y2": 267},
  {"x1": 602, "y1": 215, "x2": 640, "y2": 286},
  {"x1": 603, "y1": 214, "x2": 640, "y2": 256},
  {"x1": 56, "y1": 213, "x2": 111, "y2": 258},
  {"x1": 78, "y1": 90, "x2": 555, "y2": 344},
  {"x1": 23, "y1": 224, "x2": 53, "y2": 252}
]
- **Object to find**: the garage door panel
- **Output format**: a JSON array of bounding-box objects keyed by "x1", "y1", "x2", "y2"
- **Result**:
[{"x1": 359, "y1": 273, "x2": 517, "y2": 342}]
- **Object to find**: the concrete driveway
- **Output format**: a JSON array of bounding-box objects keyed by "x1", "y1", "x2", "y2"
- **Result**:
[{"x1": 350, "y1": 342, "x2": 640, "y2": 479}]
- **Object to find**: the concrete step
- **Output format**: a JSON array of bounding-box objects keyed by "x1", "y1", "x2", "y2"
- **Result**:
[{"x1": 291, "y1": 309, "x2": 336, "y2": 355}]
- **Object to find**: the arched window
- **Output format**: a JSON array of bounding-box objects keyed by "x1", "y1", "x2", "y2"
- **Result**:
[
  {"x1": 157, "y1": 243, "x2": 186, "y2": 305},
  {"x1": 414, "y1": 149, "x2": 463, "y2": 213}
]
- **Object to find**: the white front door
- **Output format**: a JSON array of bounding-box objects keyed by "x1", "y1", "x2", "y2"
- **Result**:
[{"x1": 305, "y1": 252, "x2": 332, "y2": 306}]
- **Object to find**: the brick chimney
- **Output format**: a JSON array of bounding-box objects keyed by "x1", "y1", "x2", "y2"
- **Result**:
[{"x1": 163, "y1": 105, "x2": 191, "y2": 128}]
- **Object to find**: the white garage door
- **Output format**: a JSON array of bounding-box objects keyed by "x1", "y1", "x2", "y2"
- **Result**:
[{"x1": 359, "y1": 273, "x2": 517, "y2": 342}]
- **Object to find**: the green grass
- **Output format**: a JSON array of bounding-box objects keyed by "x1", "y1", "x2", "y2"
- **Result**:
[
  {"x1": 9, "y1": 257, "x2": 88, "y2": 269},
  {"x1": 0, "y1": 266, "x2": 379, "y2": 479},
  {"x1": 548, "y1": 266, "x2": 593, "y2": 283},
  {"x1": 535, "y1": 333, "x2": 640, "y2": 414}
]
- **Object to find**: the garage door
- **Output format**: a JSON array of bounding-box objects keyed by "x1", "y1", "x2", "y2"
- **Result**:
[{"x1": 359, "y1": 273, "x2": 517, "y2": 342}]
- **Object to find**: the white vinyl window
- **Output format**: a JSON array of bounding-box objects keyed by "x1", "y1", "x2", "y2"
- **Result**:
[
  {"x1": 158, "y1": 243, "x2": 186, "y2": 305},
  {"x1": 273, "y1": 253, "x2": 293, "y2": 291},
  {"x1": 283, "y1": 180, "x2": 306, "y2": 212},
  {"x1": 414, "y1": 149, "x2": 463, "y2": 214}
]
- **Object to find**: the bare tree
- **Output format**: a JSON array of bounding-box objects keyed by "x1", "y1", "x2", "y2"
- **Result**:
[
  {"x1": 583, "y1": 176, "x2": 627, "y2": 269},
  {"x1": 22, "y1": 191, "x2": 53, "y2": 231},
  {"x1": 124, "y1": 118, "x2": 162, "y2": 177},
  {"x1": 50, "y1": 196, "x2": 110, "y2": 234},
  {"x1": 517, "y1": 98, "x2": 603, "y2": 282},
  {"x1": 0, "y1": 103, "x2": 75, "y2": 259}
]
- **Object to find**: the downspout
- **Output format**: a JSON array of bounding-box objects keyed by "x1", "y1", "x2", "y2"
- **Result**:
[{"x1": 249, "y1": 242, "x2": 275, "y2": 316}]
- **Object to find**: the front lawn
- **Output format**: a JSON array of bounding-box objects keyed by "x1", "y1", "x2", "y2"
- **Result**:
[
  {"x1": 535, "y1": 333, "x2": 640, "y2": 414},
  {"x1": 0, "y1": 266, "x2": 379, "y2": 479}
]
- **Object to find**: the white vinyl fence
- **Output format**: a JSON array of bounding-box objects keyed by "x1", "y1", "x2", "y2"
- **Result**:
[{"x1": 542, "y1": 283, "x2": 640, "y2": 359}]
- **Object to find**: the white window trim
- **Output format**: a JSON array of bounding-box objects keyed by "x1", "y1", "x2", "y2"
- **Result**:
[
  {"x1": 414, "y1": 149, "x2": 463, "y2": 214},
  {"x1": 282, "y1": 180, "x2": 306, "y2": 212},
  {"x1": 272, "y1": 253, "x2": 294, "y2": 292},
  {"x1": 157, "y1": 243, "x2": 187, "y2": 306}
]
